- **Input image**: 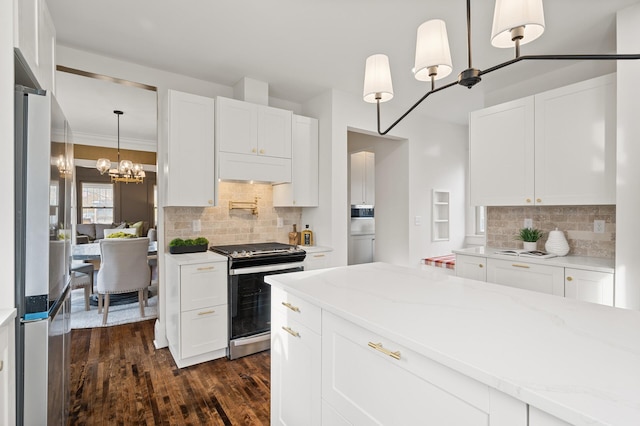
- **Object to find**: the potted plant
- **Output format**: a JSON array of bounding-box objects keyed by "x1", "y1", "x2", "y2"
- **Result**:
[
  {"x1": 516, "y1": 228, "x2": 544, "y2": 251},
  {"x1": 169, "y1": 237, "x2": 209, "y2": 254}
]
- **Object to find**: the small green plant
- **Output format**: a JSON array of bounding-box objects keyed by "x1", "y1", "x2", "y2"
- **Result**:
[
  {"x1": 516, "y1": 227, "x2": 544, "y2": 242},
  {"x1": 169, "y1": 237, "x2": 209, "y2": 247}
]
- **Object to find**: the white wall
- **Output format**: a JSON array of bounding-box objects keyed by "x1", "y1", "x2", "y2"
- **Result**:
[
  {"x1": 1, "y1": 0, "x2": 15, "y2": 308},
  {"x1": 616, "y1": 4, "x2": 640, "y2": 310},
  {"x1": 302, "y1": 89, "x2": 468, "y2": 267}
]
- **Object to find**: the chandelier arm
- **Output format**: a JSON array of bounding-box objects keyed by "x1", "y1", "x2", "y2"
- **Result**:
[
  {"x1": 480, "y1": 54, "x2": 640, "y2": 77},
  {"x1": 376, "y1": 80, "x2": 459, "y2": 135}
]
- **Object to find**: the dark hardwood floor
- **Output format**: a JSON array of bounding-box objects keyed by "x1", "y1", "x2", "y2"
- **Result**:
[{"x1": 69, "y1": 319, "x2": 271, "y2": 425}]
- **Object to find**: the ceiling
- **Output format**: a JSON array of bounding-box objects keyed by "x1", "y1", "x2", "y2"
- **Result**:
[{"x1": 47, "y1": 0, "x2": 639, "y2": 130}]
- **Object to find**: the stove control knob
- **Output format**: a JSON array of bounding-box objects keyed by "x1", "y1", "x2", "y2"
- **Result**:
[
  {"x1": 241, "y1": 250, "x2": 247, "y2": 257},
  {"x1": 232, "y1": 251, "x2": 239, "y2": 257}
]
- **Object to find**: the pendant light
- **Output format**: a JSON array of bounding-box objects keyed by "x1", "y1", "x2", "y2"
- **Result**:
[{"x1": 96, "y1": 110, "x2": 145, "y2": 184}]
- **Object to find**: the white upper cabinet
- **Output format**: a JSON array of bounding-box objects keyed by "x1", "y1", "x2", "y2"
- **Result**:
[
  {"x1": 469, "y1": 74, "x2": 616, "y2": 206},
  {"x1": 534, "y1": 74, "x2": 616, "y2": 205},
  {"x1": 14, "y1": 0, "x2": 56, "y2": 93},
  {"x1": 350, "y1": 151, "x2": 375, "y2": 205},
  {"x1": 469, "y1": 97, "x2": 534, "y2": 207},
  {"x1": 166, "y1": 90, "x2": 216, "y2": 207},
  {"x1": 273, "y1": 115, "x2": 319, "y2": 207},
  {"x1": 216, "y1": 97, "x2": 292, "y2": 183}
]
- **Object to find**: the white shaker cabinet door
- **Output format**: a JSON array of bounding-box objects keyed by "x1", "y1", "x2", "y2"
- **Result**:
[
  {"x1": 456, "y1": 254, "x2": 487, "y2": 281},
  {"x1": 469, "y1": 96, "x2": 535, "y2": 206},
  {"x1": 534, "y1": 74, "x2": 616, "y2": 205},
  {"x1": 487, "y1": 258, "x2": 564, "y2": 296},
  {"x1": 258, "y1": 106, "x2": 292, "y2": 159},
  {"x1": 166, "y1": 90, "x2": 216, "y2": 206},
  {"x1": 216, "y1": 96, "x2": 258, "y2": 155},
  {"x1": 565, "y1": 268, "x2": 614, "y2": 306}
]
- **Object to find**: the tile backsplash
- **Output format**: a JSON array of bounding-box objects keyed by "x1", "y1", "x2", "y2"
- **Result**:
[
  {"x1": 486, "y1": 205, "x2": 616, "y2": 259},
  {"x1": 164, "y1": 182, "x2": 302, "y2": 247}
]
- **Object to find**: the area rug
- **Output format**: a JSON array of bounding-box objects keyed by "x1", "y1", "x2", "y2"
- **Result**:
[{"x1": 70, "y1": 288, "x2": 158, "y2": 329}]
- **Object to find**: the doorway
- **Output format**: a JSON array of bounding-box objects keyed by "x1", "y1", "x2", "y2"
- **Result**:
[{"x1": 347, "y1": 130, "x2": 410, "y2": 266}]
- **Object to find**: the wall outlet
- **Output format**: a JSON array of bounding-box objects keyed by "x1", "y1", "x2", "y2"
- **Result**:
[
  {"x1": 192, "y1": 219, "x2": 201, "y2": 232},
  {"x1": 594, "y1": 220, "x2": 605, "y2": 233},
  {"x1": 414, "y1": 216, "x2": 422, "y2": 226},
  {"x1": 277, "y1": 217, "x2": 283, "y2": 228},
  {"x1": 524, "y1": 218, "x2": 533, "y2": 229}
]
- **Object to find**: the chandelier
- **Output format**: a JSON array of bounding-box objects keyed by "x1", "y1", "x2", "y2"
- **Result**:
[
  {"x1": 363, "y1": 0, "x2": 640, "y2": 135},
  {"x1": 96, "y1": 110, "x2": 145, "y2": 184},
  {"x1": 56, "y1": 154, "x2": 72, "y2": 178}
]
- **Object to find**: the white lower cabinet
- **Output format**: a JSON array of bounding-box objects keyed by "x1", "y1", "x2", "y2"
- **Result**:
[
  {"x1": 348, "y1": 234, "x2": 375, "y2": 265},
  {"x1": 321, "y1": 311, "x2": 525, "y2": 425},
  {"x1": 165, "y1": 253, "x2": 228, "y2": 368},
  {"x1": 270, "y1": 287, "x2": 321, "y2": 426},
  {"x1": 302, "y1": 247, "x2": 333, "y2": 271},
  {"x1": 529, "y1": 407, "x2": 573, "y2": 426},
  {"x1": 487, "y1": 258, "x2": 565, "y2": 296},
  {"x1": 564, "y1": 268, "x2": 614, "y2": 306},
  {"x1": 456, "y1": 254, "x2": 487, "y2": 281}
]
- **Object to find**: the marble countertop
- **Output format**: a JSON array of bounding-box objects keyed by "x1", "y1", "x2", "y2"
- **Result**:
[
  {"x1": 454, "y1": 246, "x2": 615, "y2": 273},
  {"x1": 265, "y1": 262, "x2": 640, "y2": 426},
  {"x1": 164, "y1": 251, "x2": 227, "y2": 265},
  {"x1": 0, "y1": 309, "x2": 16, "y2": 328}
]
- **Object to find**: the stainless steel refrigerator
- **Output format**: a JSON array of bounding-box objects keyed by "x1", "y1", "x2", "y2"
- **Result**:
[{"x1": 15, "y1": 79, "x2": 73, "y2": 425}]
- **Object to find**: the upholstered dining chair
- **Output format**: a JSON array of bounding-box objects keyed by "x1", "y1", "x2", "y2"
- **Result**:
[{"x1": 96, "y1": 237, "x2": 151, "y2": 325}]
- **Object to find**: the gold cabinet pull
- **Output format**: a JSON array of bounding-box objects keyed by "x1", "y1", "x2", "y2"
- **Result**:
[
  {"x1": 566, "y1": 276, "x2": 573, "y2": 282},
  {"x1": 478, "y1": 264, "x2": 484, "y2": 268},
  {"x1": 197, "y1": 266, "x2": 215, "y2": 271},
  {"x1": 536, "y1": 198, "x2": 542, "y2": 203},
  {"x1": 251, "y1": 148, "x2": 257, "y2": 153},
  {"x1": 198, "y1": 310, "x2": 215, "y2": 316},
  {"x1": 525, "y1": 198, "x2": 532, "y2": 203},
  {"x1": 368, "y1": 342, "x2": 401, "y2": 360},
  {"x1": 208, "y1": 199, "x2": 213, "y2": 205},
  {"x1": 282, "y1": 326, "x2": 300, "y2": 338},
  {"x1": 281, "y1": 302, "x2": 300, "y2": 312},
  {"x1": 512, "y1": 264, "x2": 530, "y2": 269},
  {"x1": 259, "y1": 149, "x2": 265, "y2": 154},
  {"x1": 313, "y1": 254, "x2": 325, "y2": 258},
  {"x1": 0, "y1": 360, "x2": 3, "y2": 372}
]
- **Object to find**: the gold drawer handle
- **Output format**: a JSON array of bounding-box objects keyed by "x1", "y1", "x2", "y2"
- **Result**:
[
  {"x1": 281, "y1": 301, "x2": 300, "y2": 312},
  {"x1": 282, "y1": 326, "x2": 300, "y2": 338},
  {"x1": 512, "y1": 264, "x2": 530, "y2": 269},
  {"x1": 197, "y1": 266, "x2": 215, "y2": 271},
  {"x1": 478, "y1": 264, "x2": 484, "y2": 268},
  {"x1": 313, "y1": 254, "x2": 325, "y2": 258},
  {"x1": 368, "y1": 342, "x2": 401, "y2": 360},
  {"x1": 566, "y1": 276, "x2": 573, "y2": 282},
  {"x1": 198, "y1": 310, "x2": 215, "y2": 316}
]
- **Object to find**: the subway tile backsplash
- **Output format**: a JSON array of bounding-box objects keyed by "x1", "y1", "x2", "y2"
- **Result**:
[
  {"x1": 164, "y1": 182, "x2": 302, "y2": 247},
  {"x1": 486, "y1": 205, "x2": 615, "y2": 259}
]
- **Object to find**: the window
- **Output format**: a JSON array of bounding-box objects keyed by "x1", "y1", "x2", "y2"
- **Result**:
[
  {"x1": 81, "y1": 182, "x2": 114, "y2": 224},
  {"x1": 49, "y1": 182, "x2": 59, "y2": 228},
  {"x1": 475, "y1": 206, "x2": 486, "y2": 235}
]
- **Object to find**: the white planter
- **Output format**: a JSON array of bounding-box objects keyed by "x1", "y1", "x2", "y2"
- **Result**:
[{"x1": 523, "y1": 241, "x2": 538, "y2": 251}]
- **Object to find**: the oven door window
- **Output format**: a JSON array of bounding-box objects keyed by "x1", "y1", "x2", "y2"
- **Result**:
[{"x1": 229, "y1": 267, "x2": 302, "y2": 340}]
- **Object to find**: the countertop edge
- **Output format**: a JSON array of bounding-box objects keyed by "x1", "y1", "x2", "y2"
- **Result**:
[{"x1": 0, "y1": 308, "x2": 17, "y2": 328}]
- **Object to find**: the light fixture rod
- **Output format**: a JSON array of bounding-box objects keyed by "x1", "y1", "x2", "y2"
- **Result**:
[
  {"x1": 376, "y1": 80, "x2": 458, "y2": 135},
  {"x1": 466, "y1": 0, "x2": 472, "y2": 69}
]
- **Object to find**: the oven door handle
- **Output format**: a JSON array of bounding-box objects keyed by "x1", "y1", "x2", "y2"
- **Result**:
[{"x1": 229, "y1": 262, "x2": 304, "y2": 275}]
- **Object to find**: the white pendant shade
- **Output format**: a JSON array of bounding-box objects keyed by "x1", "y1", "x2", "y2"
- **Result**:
[
  {"x1": 363, "y1": 54, "x2": 394, "y2": 103},
  {"x1": 491, "y1": 0, "x2": 545, "y2": 48},
  {"x1": 96, "y1": 158, "x2": 111, "y2": 174},
  {"x1": 414, "y1": 19, "x2": 453, "y2": 81}
]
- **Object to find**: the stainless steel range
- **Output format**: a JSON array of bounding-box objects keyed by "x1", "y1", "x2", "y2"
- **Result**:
[{"x1": 209, "y1": 242, "x2": 306, "y2": 359}]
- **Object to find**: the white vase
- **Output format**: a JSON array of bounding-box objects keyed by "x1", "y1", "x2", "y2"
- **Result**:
[
  {"x1": 523, "y1": 241, "x2": 537, "y2": 251},
  {"x1": 545, "y1": 228, "x2": 570, "y2": 256}
]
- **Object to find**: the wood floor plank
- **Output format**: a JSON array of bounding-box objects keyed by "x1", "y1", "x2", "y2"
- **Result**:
[{"x1": 69, "y1": 320, "x2": 271, "y2": 425}]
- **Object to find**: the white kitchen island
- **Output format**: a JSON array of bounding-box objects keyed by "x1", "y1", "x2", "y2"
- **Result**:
[{"x1": 266, "y1": 262, "x2": 640, "y2": 426}]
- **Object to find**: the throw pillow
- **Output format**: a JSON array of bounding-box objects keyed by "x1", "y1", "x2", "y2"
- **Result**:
[{"x1": 130, "y1": 221, "x2": 144, "y2": 237}]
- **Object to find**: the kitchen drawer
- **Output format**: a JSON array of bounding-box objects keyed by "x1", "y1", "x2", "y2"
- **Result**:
[
  {"x1": 322, "y1": 311, "x2": 490, "y2": 425},
  {"x1": 303, "y1": 251, "x2": 332, "y2": 271},
  {"x1": 180, "y1": 262, "x2": 227, "y2": 311},
  {"x1": 487, "y1": 258, "x2": 564, "y2": 296},
  {"x1": 181, "y1": 304, "x2": 228, "y2": 359},
  {"x1": 271, "y1": 286, "x2": 321, "y2": 334}
]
